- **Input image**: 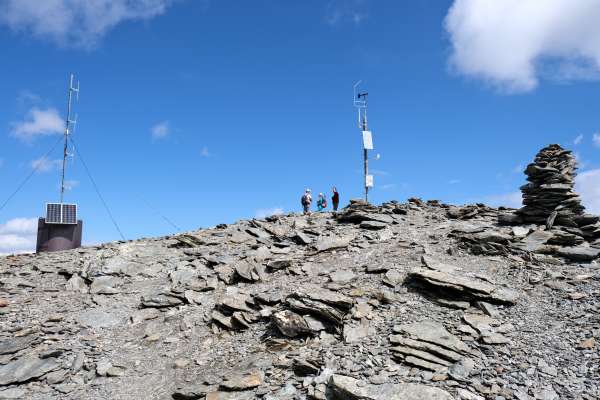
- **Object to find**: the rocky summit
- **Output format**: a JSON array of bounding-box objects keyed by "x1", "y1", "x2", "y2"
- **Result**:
[{"x1": 1, "y1": 198, "x2": 599, "y2": 400}]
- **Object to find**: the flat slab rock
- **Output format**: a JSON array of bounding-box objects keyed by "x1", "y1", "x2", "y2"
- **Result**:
[
  {"x1": 0, "y1": 356, "x2": 60, "y2": 386},
  {"x1": 328, "y1": 374, "x2": 453, "y2": 400},
  {"x1": 393, "y1": 320, "x2": 473, "y2": 356},
  {"x1": 556, "y1": 246, "x2": 600, "y2": 262},
  {"x1": 313, "y1": 236, "x2": 353, "y2": 252},
  {"x1": 408, "y1": 268, "x2": 518, "y2": 305}
]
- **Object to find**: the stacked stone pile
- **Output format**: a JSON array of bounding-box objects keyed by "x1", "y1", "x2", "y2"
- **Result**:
[{"x1": 517, "y1": 144, "x2": 585, "y2": 227}]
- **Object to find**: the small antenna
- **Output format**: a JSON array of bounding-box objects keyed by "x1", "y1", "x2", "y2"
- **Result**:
[{"x1": 60, "y1": 73, "x2": 79, "y2": 203}]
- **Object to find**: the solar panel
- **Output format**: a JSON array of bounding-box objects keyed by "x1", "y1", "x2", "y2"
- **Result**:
[
  {"x1": 62, "y1": 204, "x2": 77, "y2": 224},
  {"x1": 46, "y1": 203, "x2": 78, "y2": 224},
  {"x1": 46, "y1": 204, "x2": 62, "y2": 224}
]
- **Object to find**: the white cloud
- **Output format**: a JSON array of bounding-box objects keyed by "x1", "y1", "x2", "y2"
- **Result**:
[
  {"x1": 448, "y1": 179, "x2": 461, "y2": 185},
  {"x1": 0, "y1": 0, "x2": 174, "y2": 49},
  {"x1": 30, "y1": 156, "x2": 61, "y2": 173},
  {"x1": 63, "y1": 180, "x2": 79, "y2": 191},
  {"x1": 574, "y1": 152, "x2": 586, "y2": 169},
  {"x1": 0, "y1": 217, "x2": 37, "y2": 255},
  {"x1": 326, "y1": 0, "x2": 367, "y2": 26},
  {"x1": 593, "y1": 133, "x2": 600, "y2": 147},
  {"x1": 151, "y1": 121, "x2": 170, "y2": 139},
  {"x1": 513, "y1": 164, "x2": 524, "y2": 174},
  {"x1": 200, "y1": 146, "x2": 211, "y2": 157},
  {"x1": 574, "y1": 134, "x2": 584, "y2": 145},
  {"x1": 484, "y1": 191, "x2": 523, "y2": 208},
  {"x1": 11, "y1": 107, "x2": 63, "y2": 141},
  {"x1": 576, "y1": 169, "x2": 600, "y2": 214},
  {"x1": 445, "y1": 0, "x2": 600, "y2": 92},
  {"x1": 255, "y1": 207, "x2": 284, "y2": 219},
  {"x1": 380, "y1": 183, "x2": 397, "y2": 190}
]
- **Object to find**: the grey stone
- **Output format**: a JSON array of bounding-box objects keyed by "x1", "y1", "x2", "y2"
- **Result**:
[
  {"x1": 78, "y1": 309, "x2": 121, "y2": 329},
  {"x1": 556, "y1": 246, "x2": 600, "y2": 261},
  {"x1": 329, "y1": 269, "x2": 356, "y2": 284},
  {"x1": 408, "y1": 268, "x2": 518, "y2": 305},
  {"x1": 0, "y1": 335, "x2": 37, "y2": 356},
  {"x1": 0, "y1": 356, "x2": 60, "y2": 385},
  {"x1": 314, "y1": 236, "x2": 352, "y2": 252},
  {"x1": 0, "y1": 388, "x2": 27, "y2": 399},
  {"x1": 327, "y1": 374, "x2": 453, "y2": 400},
  {"x1": 360, "y1": 221, "x2": 388, "y2": 230},
  {"x1": 273, "y1": 310, "x2": 311, "y2": 337}
]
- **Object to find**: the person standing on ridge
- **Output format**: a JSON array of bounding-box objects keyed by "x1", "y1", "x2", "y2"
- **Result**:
[
  {"x1": 332, "y1": 187, "x2": 340, "y2": 212},
  {"x1": 317, "y1": 193, "x2": 327, "y2": 211},
  {"x1": 301, "y1": 189, "x2": 312, "y2": 215}
]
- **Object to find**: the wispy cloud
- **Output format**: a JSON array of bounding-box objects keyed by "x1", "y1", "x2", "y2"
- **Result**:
[
  {"x1": 63, "y1": 180, "x2": 79, "y2": 191},
  {"x1": 0, "y1": 217, "x2": 37, "y2": 255},
  {"x1": 255, "y1": 207, "x2": 284, "y2": 219},
  {"x1": 11, "y1": 107, "x2": 63, "y2": 142},
  {"x1": 0, "y1": 0, "x2": 175, "y2": 49},
  {"x1": 484, "y1": 192, "x2": 523, "y2": 209},
  {"x1": 200, "y1": 146, "x2": 211, "y2": 157},
  {"x1": 513, "y1": 164, "x2": 524, "y2": 174},
  {"x1": 576, "y1": 169, "x2": 600, "y2": 214},
  {"x1": 593, "y1": 133, "x2": 600, "y2": 148},
  {"x1": 16, "y1": 90, "x2": 41, "y2": 106},
  {"x1": 0, "y1": 158, "x2": 4, "y2": 168},
  {"x1": 151, "y1": 121, "x2": 170, "y2": 140},
  {"x1": 30, "y1": 156, "x2": 61, "y2": 173},
  {"x1": 325, "y1": 0, "x2": 367, "y2": 26},
  {"x1": 574, "y1": 134, "x2": 584, "y2": 145},
  {"x1": 448, "y1": 179, "x2": 461, "y2": 185},
  {"x1": 370, "y1": 169, "x2": 389, "y2": 176},
  {"x1": 445, "y1": 0, "x2": 600, "y2": 92},
  {"x1": 380, "y1": 183, "x2": 397, "y2": 190}
]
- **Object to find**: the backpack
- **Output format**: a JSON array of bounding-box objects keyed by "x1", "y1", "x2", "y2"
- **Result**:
[{"x1": 301, "y1": 194, "x2": 309, "y2": 206}]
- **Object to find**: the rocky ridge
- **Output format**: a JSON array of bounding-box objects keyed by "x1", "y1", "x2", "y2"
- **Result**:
[{"x1": 0, "y1": 198, "x2": 599, "y2": 400}]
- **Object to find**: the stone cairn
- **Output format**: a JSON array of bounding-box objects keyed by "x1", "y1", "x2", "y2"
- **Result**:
[{"x1": 517, "y1": 144, "x2": 585, "y2": 228}]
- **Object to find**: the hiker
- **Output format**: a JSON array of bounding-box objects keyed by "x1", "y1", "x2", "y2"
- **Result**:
[
  {"x1": 301, "y1": 189, "x2": 312, "y2": 214},
  {"x1": 317, "y1": 193, "x2": 327, "y2": 211},
  {"x1": 332, "y1": 187, "x2": 340, "y2": 212}
]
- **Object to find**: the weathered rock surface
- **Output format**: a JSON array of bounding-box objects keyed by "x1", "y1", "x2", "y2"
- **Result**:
[
  {"x1": 328, "y1": 374, "x2": 453, "y2": 400},
  {"x1": 0, "y1": 198, "x2": 598, "y2": 399}
]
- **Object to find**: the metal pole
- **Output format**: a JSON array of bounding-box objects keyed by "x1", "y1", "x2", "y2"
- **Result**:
[
  {"x1": 60, "y1": 74, "x2": 74, "y2": 203},
  {"x1": 362, "y1": 116, "x2": 368, "y2": 202}
]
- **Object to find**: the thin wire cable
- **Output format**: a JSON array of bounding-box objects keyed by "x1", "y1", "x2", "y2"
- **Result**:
[
  {"x1": 137, "y1": 195, "x2": 182, "y2": 232},
  {"x1": 0, "y1": 136, "x2": 64, "y2": 214},
  {"x1": 69, "y1": 136, "x2": 126, "y2": 241}
]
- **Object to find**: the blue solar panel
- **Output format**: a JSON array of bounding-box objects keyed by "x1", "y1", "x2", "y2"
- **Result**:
[{"x1": 46, "y1": 203, "x2": 77, "y2": 224}]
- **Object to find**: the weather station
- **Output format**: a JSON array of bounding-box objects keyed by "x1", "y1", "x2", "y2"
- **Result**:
[
  {"x1": 36, "y1": 74, "x2": 83, "y2": 253},
  {"x1": 354, "y1": 81, "x2": 375, "y2": 202}
]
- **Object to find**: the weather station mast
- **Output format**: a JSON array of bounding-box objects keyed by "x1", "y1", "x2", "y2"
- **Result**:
[
  {"x1": 354, "y1": 81, "x2": 374, "y2": 202},
  {"x1": 36, "y1": 74, "x2": 83, "y2": 253}
]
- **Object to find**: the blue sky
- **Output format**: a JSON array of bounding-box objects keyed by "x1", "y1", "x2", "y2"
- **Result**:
[{"x1": 1, "y1": 0, "x2": 600, "y2": 253}]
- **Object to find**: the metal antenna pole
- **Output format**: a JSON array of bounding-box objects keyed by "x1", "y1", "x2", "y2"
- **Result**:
[
  {"x1": 354, "y1": 81, "x2": 370, "y2": 203},
  {"x1": 60, "y1": 73, "x2": 79, "y2": 203},
  {"x1": 362, "y1": 113, "x2": 368, "y2": 202}
]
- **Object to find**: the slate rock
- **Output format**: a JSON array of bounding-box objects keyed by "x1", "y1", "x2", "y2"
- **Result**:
[
  {"x1": 327, "y1": 374, "x2": 453, "y2": 400},
  {"x1": 0, "y1": 356, "x2": 60, "y2": 386}
]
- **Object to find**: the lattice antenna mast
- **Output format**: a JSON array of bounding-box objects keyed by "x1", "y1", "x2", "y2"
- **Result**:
[
  {"x1": 353, "y1": 81, "x2": 372, "y2": 202},
  {"x1": 60, "y1": 73, "x2": 79, "y2": 203}
]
